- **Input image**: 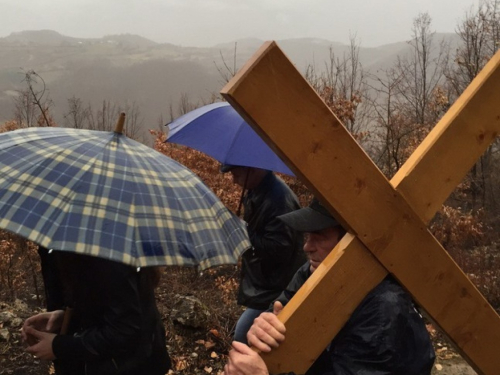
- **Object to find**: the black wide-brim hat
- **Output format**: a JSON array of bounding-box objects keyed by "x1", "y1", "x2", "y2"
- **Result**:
[{"x1": 278, "y1": 197, "x2": 339, "y2": 232}]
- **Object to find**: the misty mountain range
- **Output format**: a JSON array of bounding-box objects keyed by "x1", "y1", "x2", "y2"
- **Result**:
[{"x1": 0, "y1": 30, "x2": 460, "y2": 141}]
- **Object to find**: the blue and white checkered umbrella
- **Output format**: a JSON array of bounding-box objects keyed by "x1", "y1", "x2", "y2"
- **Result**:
[{"x1": 0, "y1": 125, "x2": 250, "y2": 269}]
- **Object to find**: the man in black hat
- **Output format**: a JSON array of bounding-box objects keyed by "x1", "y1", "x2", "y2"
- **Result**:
[
  {"x1": 223, "y1": 198, "x2": 435, "y2": 375},
  {"x1": 221, "y1": 164, "x2": 304, "y2": 344}
]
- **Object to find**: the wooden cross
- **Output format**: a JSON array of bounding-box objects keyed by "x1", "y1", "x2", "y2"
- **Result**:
[{"x1": 221, "y1": 41, "x2": 500, "y2": 375}]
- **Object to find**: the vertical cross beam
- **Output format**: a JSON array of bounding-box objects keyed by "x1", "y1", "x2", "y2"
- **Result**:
[{"x1": 221, "y1": 41, "x2": 500, "y2": 374}]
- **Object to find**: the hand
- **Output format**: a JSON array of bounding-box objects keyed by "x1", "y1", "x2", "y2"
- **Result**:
[
  {"x1": 22, "y1": 310, "x2": 64, "y2": 346},
  {"x1": 24, "y1": 326, "x2": 57, "y2": 360},
  {"x1": 223, "y1": 341, "x2": 268, "y2": 375},
  {"x1": 247, "y1": 308, "x2": 286, "y2": 352}
]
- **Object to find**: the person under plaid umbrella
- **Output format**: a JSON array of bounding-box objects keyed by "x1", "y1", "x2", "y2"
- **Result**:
[{"x1": 0, "y1": 115, "x2": 250, "y2": 374}]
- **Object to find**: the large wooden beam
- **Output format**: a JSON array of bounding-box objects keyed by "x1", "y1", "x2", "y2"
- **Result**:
[{"x1": 222, "y1": 41, "x2": 500, "y2": 374}]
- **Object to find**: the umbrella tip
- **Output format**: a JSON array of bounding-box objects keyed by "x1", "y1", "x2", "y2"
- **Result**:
[{"x1": 114, "y1": 113, "x2": 126, "y2": 134}]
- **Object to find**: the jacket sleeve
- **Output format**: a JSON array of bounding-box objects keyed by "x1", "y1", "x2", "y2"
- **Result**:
[
  {"x1": 322, "y1": 277, "x2": 435, "y2": 375},
  {"x1": 52, "y1": 261, "x2": 143, "y2": 362},
  {"x1": 268, "y1": 263, "x2": 311, "y2": 311},
  {"x1": 248, "y1": 199, "x2": 299, "y2": 263}
]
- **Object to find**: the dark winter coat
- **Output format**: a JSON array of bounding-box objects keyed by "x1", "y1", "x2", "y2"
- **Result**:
[
  {"x1": 50, "y1": 252, "x2": 171, "y2": 375},
  {"x1": 238, "y1": 172, "x2": 305, "y2": 309},
  {"x1": 275, "y1": 263, "x2": 436, "y2": 375}
]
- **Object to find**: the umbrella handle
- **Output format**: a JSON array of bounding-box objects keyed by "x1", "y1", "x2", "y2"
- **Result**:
[
  {"x1": 60, "y1": 307, "x2": 73, "y2": 335},
  {"x1": 236, "y1": 169, "x2": 250, "y2": 217},
  {"x1": 236, "y1": 188, "x2": 245, "y2": 217},
  {"x1": 114, "y1": 113, "x2": 126, "y2": 134}
]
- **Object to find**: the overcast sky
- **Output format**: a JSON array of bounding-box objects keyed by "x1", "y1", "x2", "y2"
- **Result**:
[{"x1": 0, "y1": 0, "x2": 481, "y2": 47}]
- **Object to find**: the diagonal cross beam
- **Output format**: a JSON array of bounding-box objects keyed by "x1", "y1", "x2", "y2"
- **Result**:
[{"x1": 221, "y1": 41, "x2": 500, "y2": 375}]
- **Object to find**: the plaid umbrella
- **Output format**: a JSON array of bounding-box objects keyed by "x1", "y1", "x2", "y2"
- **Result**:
[{"x1": 0, "y1": 125, "x2": 250, "y2": 269}]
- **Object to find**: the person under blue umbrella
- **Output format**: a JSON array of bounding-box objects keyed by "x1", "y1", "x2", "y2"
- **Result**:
[{"x1": 221, "y1": 164, "x2": 305, "y2": 344}]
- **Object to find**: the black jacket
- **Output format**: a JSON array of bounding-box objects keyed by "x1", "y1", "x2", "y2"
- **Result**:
[
  {"x1": 275, "y1": 263, "x2": 435, "y2": 375},
  {"x1": 50, "y1": 253, "x2": 170, "y2": 375},
  {"x1": 238, "y1": 172, "x2": 305, "y2": 309}
]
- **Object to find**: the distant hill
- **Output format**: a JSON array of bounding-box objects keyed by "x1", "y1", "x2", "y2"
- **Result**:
[
  {"x1": 3, "y1": 29, "x2": 84, "y2": 45},
  {"x1": 0, "y1": 30, "x2": 461, "y2": 141}
]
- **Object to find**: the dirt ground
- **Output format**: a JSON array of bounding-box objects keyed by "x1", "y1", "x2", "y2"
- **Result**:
[
  {"x1": 432, "y1": 357, "x2": 477, "y2": 375},
  {"x1": 0, "y1": 268, "x2": 483, "y2": 375},
  {"x1": 426, "y1": 321, "x2": 478, "y2": 375}
]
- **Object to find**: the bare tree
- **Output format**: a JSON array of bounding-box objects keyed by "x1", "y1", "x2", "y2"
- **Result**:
[
  {"x1": 366, "y1": 68, "x2": 409, "y2": 177},
  {"x1": 122, "y1": 102, "x2": 144, "y2": 141},
  {"x1": 214, "y1": 42, "x2": 238, "y2": 85},
  {"x1": 445, "y1": 3, "x2": 495, "y2": 98},
  {"x1": 13, "y1": 70, "x2": 53, "y2": 127},
  {"x1": 63, "y1": 97, "x2": 145, "y2": 141},
  {"x1": 445, "y1": 0, "x2": 500, "y2": 209},
  {"x1": 395, "y1": 13, "x2": 449, "y2": 131},
  {"x1": 304, "y1": 35, "x2": 369, "y2": 137},
  {"x1": 64, "y1": 96, "x2": 91, "y2": 129},
  {"x1": 178, "y1": 93, "x2": 198, "y2": 116},
  {"x1": 366, "y1": 13, "x2": 451, "y2": 178}
]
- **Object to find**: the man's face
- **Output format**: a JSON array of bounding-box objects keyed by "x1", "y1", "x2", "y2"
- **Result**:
[
  {"x1": 229, "y1": 167, "x2": 249, "y2": 188},
  {"x1": 303, "y1": 226, "x2": 343, "y2": 273}
]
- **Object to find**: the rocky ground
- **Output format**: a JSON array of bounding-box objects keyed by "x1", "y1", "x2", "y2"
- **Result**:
[
  {"x1": 431, "y1": 349, "x2": 477, "y2": 375},
  {"x1": 432, "y1": 358, "x2": 477, "y2": 375},
  {"x1": 0, "y1": 267, "x2": 479, "y2": 375}
]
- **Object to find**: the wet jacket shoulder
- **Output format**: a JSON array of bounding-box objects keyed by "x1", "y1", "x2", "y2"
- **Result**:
[
  {"x1": 275, "y1": 268, "x2": 435, "y2": 375},
  {"x1": 238, "y1": 172, "x2": 305, "y2": 309},
  {"x1": 51, "y1": 254, "x2": 170, "y2": 375}
]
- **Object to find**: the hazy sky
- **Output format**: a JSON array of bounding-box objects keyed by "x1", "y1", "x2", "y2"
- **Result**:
[{"x1": 0, "y1": 0, "x2": 481, "y2": 47}]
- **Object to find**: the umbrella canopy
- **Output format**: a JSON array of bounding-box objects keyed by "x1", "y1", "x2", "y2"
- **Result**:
[
  {"x1": 166, "y1": 102, "x2": 294, "y2": 176},
  {"x1": 0, "y1": 126, "x2": 250, "y2": 269}
]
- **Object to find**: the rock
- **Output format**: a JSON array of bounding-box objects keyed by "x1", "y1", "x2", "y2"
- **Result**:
[
  {"x1": 170, "y1": 295, "x2": 211, "y2": 329},
  {"x1": 13, "y1": 299, "x2": 28, "y2": 312},
  {"x1": 0, "y1": 311, "x2": 16, "y2": 324},
  {"x1": 10, "y1": 317, "x2": 23, "y2": 328},
  {"x1": 0, "y1": 311, "x2": 23, "y2": 328},
  {"x1": 0, "y1": 328, "x2": 10, "y2": 342}
]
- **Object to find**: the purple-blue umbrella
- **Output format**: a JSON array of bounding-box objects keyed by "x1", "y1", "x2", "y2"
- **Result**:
[{"x1": 166, "y1": 102, "x2": 294, "y2": 176}]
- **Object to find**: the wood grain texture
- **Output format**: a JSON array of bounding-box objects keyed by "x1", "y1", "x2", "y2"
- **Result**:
[{"x1": 222, "y1": 41, "x2": 500, "y2": 374}]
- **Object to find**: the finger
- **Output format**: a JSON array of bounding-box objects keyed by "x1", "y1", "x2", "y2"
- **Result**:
[
  {"x1": 25, "y1": 326, "x2": 43, "y2": 339},
  {"x1": 248, "y1": 323, "x2": 286, "y2": 351},
  {"x1": 254, "y1": 318, "x2": 285, "y2": 340},
  {"x1": 46, "y1": 317, "x2": 56, "y2": 332},
  {"x1": 26, "y1": 343, "x2": 38, "y2": 355},
  {"x1": 224, "y1": 358, "x2": 235, "y2": 375},
  {"x1": 273, "y1": 301, "x2": 284, "y2": 315},
  {"x1": 247, "y1": 334, "x2": 273, "y2": 352},
  {"x1": 260, "y1": 313, "x2": 286, "y2": 333},
  {"x1": 22, "y1": 318, "x2": 34, "y2": 331},
  {"x1": 231, "y1": 341, "x2": 255, "y2": 355},
  {"x1": 20, "y1": 327, "x2": 27, "y2": 339},
  {"x1": 247, "y1": 326, "x2": 276, "y2": 352}
]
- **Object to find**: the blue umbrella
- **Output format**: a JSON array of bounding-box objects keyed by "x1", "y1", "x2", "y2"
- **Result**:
[
  {"x1": 166, "y1": 102, "x2": 294, "y2": 176},
  {"x1": 0, "y1": 123, "x2": 250, "y2": 269}
]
